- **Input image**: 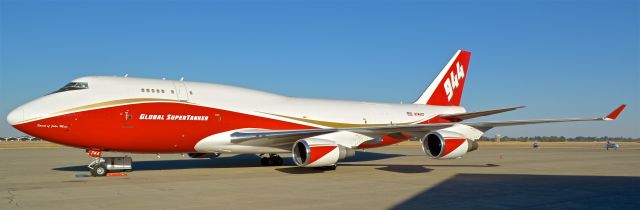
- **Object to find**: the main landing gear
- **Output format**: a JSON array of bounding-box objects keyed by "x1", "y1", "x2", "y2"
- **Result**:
[
  {"x1": 87, "y1": 149, "x2": 132, "y2": 177},
  {"x1": 260, "y1": 154, "x2": 284, "y2": 166},
  {"x1": 313, "y1": 165, "x2": 337, "y2": 171}
]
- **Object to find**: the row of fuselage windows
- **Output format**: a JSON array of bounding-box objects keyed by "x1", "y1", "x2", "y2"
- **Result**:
[
  {"x1": 140, "y1": 88, "x2": 194, "y2": 95},
  {"x1": 141, "y1": 88, "x2": 172, "y2": 94}
]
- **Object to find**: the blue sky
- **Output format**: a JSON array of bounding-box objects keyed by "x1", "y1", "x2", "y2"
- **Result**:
[{"x1": 1, "y1": 0, "x2": 638, "y2": 137}]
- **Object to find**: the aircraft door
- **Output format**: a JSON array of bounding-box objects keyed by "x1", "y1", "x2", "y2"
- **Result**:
[
  {"x1": 173, "y1": 81, "x2": 189, "y2": 101},
  {"x1": 120, "y1": 106, "x2": 134, "y2": 129}
]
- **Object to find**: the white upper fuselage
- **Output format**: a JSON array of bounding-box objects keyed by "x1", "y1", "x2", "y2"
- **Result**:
[{"x1": 10, "y1": 76, "x2": 465, "y2": 129}]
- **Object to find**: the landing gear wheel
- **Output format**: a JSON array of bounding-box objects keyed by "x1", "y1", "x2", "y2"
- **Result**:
[
  {"x1": 266, "y1": 157, "x2": 275, "y2": 166},
  {"x1": 313, "y1": 165, "x2": 337, "y2": 170},
  {"x1": 326, "y1": 164, "x2": 337, "y2": 170},
  {"x1": 260, "y1": 154, "x2": 284, "y2": 166},
  {"x1": 91, "y1": 164, "x2": 108, "y2": 177},
  {"x1": 273, "y1": 156, "x2": 284, "y2": 166}
]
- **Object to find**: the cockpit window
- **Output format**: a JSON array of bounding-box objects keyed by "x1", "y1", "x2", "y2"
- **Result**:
[{"x1": 50, "y1": 82, "x2": 89, "y2": 94}]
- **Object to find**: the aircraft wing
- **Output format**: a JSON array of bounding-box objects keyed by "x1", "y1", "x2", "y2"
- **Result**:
[
  {"x1": 229, "y1": 123, "x2": 455, "y2": 146},
  {"x1": 466, "y1": 104, "x2": 626, "y2": 131},
  {"x1": 230, "y1": 104, "x2": 626, "y2": 146}
]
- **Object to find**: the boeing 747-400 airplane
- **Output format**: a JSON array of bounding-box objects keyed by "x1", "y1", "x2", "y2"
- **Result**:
[{"x1": 7, "y1": 50, "x2": 626, "y2": 176}]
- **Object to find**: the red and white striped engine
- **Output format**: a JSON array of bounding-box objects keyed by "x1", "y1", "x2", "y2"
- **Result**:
[
  {"x1": 292, "y1": 138, "x2": 355, "y2": 167},
  {"x1": 421, "y1": 130, "x2": 479, "y2": 159}
]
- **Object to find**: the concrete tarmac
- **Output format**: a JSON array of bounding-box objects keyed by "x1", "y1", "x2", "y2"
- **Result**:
[{"x1": 1, "y1": 141, "x2": 639, "y2": 210}]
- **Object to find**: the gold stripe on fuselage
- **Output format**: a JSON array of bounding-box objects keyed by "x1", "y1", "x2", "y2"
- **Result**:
[{"x1": 261, "y1": 112, "x2": 420, "y2": 128}]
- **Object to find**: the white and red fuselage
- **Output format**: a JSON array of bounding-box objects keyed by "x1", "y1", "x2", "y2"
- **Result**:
[
  {"x1": 6, "y1": 75, "x2": 466, "y2": 152},
  {"x1": 6, "y1": 50, "x2": 625, "y2": 168}
]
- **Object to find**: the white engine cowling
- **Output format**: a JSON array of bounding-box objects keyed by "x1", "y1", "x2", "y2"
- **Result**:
[
  {"x1": 187, "y1": 153, "x2": 220, "y2": 158},
  {"x1": 292, "y1": 138, "x2": 355, "y2": 167},
  {"x1": 421, "y1": 130, "x2": 479, "y2": 159}
]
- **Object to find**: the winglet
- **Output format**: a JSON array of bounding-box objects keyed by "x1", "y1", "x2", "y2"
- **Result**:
[{"x1": 605, "y1": 104, "x2": 626, "y2": 120}]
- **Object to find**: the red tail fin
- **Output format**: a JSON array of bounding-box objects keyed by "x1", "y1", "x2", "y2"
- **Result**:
[{"x1": 414, "y1": 50, "x2": 471, "y2": 106}]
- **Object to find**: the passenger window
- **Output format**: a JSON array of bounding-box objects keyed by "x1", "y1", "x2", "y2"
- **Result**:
[
  {"x1": 152, "y1": 89, "x2": 156, "y2": 93},
  {"x1": 146, "y1": 89, "x2": 150, "y2": 92},
  {"x1": 171, "y1": 90, "x2": 175, "y2": 94},
  {"x1": 161, "y1": 90, "x2": 165, "y2": 93},
  {"x1": 141, "y1": 88, "x2": 144, "y2": 92},
  {"x1": 189, "y1": 91, "x2": 193, "y2": 95}
]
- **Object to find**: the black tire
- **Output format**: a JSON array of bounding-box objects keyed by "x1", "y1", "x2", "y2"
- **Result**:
[
  {"x1": 274, "y1": 157, "x2": 284, "y2": 166},
  {"x1": 265, "y1": 158, "x2": 275, "y2": 166},
  {"x1": 90, "y1": 164, "x2": 108, "y2": 177},
  {"x1": 260, "y1": 157, "x2": 268, "y2": 166},
  {"x1": 312, "y1": 165, "x2": 337, "y2": 170},
  {"x1": 326, "y1": 165, "x2": 337, "y2": 170}
]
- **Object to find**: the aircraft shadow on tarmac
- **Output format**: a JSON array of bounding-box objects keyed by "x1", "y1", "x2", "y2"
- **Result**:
[
  {"x1": 276, "y1": 152, "x2": 498, "y2": 174},
  {"x1": 53, "y1": 151, "x2": 417, "y2": 172},
  {"x1": 54, "y1": 154, "x2": 264, "y2": 172},
  {"x1": 334, "y1": 163, "x2": 499, "y2": 174},
  {"x1": 390, "y1": 174, "x2": 640, "y2": 210}
]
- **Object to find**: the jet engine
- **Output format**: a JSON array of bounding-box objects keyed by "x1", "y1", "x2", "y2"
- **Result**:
[
  {"x1": 421, "y1": 130, "x2": 478, "y2": 159},
  {"x1": 292, "y1": 138, "x2": 355, "y2": 167},
  {"x1": 187, "y1": 153, "x2": 220, "y2": 158}
]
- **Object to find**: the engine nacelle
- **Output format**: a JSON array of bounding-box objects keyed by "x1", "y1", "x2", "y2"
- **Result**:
[
  {"x1": 187, "y1": 153, "x2": 220, "y2": 158},
  {"x1": 292, "y1": 138, "x2": 355, "y2": 167},
  {"x1": 421, "y1": 130, "x2": 478, "y2": 159}
]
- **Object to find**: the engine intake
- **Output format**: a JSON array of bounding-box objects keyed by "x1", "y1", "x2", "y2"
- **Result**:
[
  {"x1": 292, "y1": 138, "x2": 355, "y2": 167},
  {"x1": 421, "y1": 130, "x2": 478, "y2": 159}
]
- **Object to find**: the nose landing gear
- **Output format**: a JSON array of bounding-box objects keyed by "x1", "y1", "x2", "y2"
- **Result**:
[
  {"x1": 89, "y1": 159, "x2": 108, "y2": 176},
  {"x1": 87, "y1": 149, "x2": 132, "y2": 177}
]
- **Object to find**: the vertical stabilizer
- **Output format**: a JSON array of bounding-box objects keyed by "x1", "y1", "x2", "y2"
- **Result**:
[{"x1": 414, "y1": 50, "x2": 471, "y2": 106}]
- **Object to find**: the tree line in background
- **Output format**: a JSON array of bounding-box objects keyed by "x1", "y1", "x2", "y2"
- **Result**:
[{"x1": 479, "y1": 136, "x2": 639, "y2": 142}]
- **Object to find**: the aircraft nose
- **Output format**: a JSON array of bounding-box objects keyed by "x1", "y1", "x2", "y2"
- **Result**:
[{"x1": 7, "y1": 107, "x2": 24, "y2": 125}]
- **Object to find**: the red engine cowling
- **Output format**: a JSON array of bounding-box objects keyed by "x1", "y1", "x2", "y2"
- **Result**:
[
  {"x1": 292, "y1": 138, "x2": 355, "y2": 167},
  {"x1": 421, "y1": 130, "x2": 478, "y2": 159}
]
